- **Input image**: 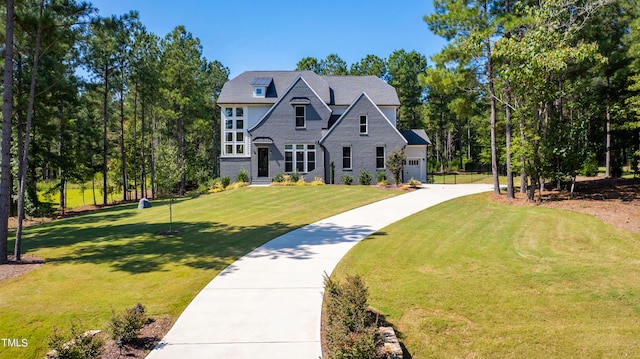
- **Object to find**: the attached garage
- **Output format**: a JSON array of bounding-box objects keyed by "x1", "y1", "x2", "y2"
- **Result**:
[{"x1": 399, "y1": 129, "x2": 431, "y2": 183}]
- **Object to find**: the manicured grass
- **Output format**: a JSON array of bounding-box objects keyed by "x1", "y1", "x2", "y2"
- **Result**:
[
  {"x1": 38, "y1": 180, "x2": 124, "y2": 210},
  {"x1": 0, "y1": 186, "x2": 399, "y2": 358},
  {"x1": 332, "y1": 193, "x2": 640, "y2": 358}
]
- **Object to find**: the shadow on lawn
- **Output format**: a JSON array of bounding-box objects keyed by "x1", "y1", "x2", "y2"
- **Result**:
[
  {"x1": 19, "y1": 203, "x2": 392, "y2": 275},
  {"x1": 23, "y1": 219, "x2": 298, "y2": 274}
]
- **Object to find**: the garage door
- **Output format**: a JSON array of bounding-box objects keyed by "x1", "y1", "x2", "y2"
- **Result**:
[{"x1": 404, "y1": 158, "x2": 422, "y2": 182}]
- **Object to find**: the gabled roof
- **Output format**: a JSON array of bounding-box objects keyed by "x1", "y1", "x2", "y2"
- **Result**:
[
  {"x1": 323, "y1": 76, "x2": 400, "y2": 106},
  {"x1": 248, "y1": 76, "x2": 332, "y2": 132},
  {"x1": 400, "y1": 129, "x2": 431, "y2": 145},
  {"x1": 218, "y1": 71, "x2": 330, "y2": 105},
  {"x1": 218, "y1": 71, "x2": 400, "y2": 107},
  {"x1": 320, "y1": 92, "x2": 407, "y2": 145}
]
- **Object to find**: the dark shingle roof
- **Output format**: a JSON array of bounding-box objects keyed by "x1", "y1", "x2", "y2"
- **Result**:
[
  {"x1": 323, "y1": 76, "x2": 399, "y2": 106},
  {"x1": 218, "y1": 71, "x2": 330, "y2": 104},
  {"x1": 218, "y1": 71, "x2": 399, "y2": 107},
  {"x1": 400, "y1": 129, "x2": 431, "y2": 145}
]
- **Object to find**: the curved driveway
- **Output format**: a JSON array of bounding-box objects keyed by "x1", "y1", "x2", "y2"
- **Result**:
[{"x1": 147, "y1": 184, "x2": 492, "y2": 359}]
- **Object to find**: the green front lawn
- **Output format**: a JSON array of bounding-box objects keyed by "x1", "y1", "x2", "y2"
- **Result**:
[
  {"x1": 0, "y1": 186, "x2": 399, "y2": 358},
  {"x1": 333, "y1": 193, "x2": 640, "y2": 358}
]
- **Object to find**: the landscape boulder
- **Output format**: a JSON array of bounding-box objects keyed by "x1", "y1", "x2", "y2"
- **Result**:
[{"x1": 138, "y1": 198, "x2": 151, "y2": 209}]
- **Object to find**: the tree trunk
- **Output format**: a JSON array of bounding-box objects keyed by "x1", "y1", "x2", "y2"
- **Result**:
[
  {"x1": 0, "y1": 0, "x2": 15, "y2": 264},
  {"x1": 505, "y1": 80, "x2": 514, "y2": 199},
  {"x1": 467, "y1": 118, "x2": 472, "y2": 163},
  {"x1": 570, "y1": 176, "x2": 576, "y2": 199},
  {"x1": 488, "y1": 65, "x2": 500, "y2": 193},
  {"x1": 120, "y1": 76, "x2": 127, "y2": 202},
  {"x1": 458, "y1": 121, "x2": 463, "y2": 171},
  {"x1": 605, "y1": 104, "x2": 611, "y2": 178},
  {"x1": 150, "y1": 110, "x2": 157, "y2": 199},
  {"x1": 103, "y1": 64, "x2": 109, "y2": 205},
  {"x1": 133, "y1": 86, "x2": 138, "y2": 201},
  {"x1": 178, "y1": 115, "x2": 185, "y2": 196},
  {"x1": 92, "y1": 172, "x2": 97, "y2": 206},
  {"x1": 15, "y1": 1, "x2": 44, "y2": 261},
  {"x1": 58, "y1": 106, "x2": 66, "y2": 216},
  {"x1": 484, "y1": 0, "x2": 500, "y2": 194},
  {"x1": 519, "y1": 117, "x2": 527, "y2": 194},
  {"x1": 141, "y1": 100, "x2": 146, "y2": 198}
]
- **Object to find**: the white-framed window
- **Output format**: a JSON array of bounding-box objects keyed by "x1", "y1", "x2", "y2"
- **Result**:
[
  {"x1": 295, "y1": 106, "x2": 306, "y2": 128},
  {"x1": 285, "y1": 144, "x2": 315, "y2": 173},
  {"x1": 342, "y1": 146, "x2": 352, "y2": 169},
  {"x1": 223, "y1": 106, "x2": 247, "y2": 156},
  {"x1": 376, "y1": 147, "x2": 385, "y2": 169},
  {"x1": 359, "y1": 115, "x2": 368, "y2": 134}
]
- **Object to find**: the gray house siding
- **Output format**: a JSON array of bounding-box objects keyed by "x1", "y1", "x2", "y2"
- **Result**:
[
  {"x1": 249, "y1": 77, "x2": 331, "y2": 182},
  {"x1": 320, "y1": 93, "x2": 407, "y2": 184},
  {"x1": 220, "y1": 157, "x2": 251, "y2": 181}
]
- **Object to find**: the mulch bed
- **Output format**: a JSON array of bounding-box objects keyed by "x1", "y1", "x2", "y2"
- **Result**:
[
  {"x1": 492, "y1": 177, "x2": 640, "y2": 233},
  {"x1": 0, "y1": 254, "x2": 45, "y2": 282},
  {"x1": 100, "y1": 316, "x2": 174, "y2": 359}
]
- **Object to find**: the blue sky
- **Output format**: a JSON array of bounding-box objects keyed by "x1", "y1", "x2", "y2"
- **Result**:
[{"x1": 88, "y1": 1, "x2": 447, "y2": 78}]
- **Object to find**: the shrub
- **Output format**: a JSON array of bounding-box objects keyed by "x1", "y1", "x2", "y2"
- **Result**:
[
  {"x1": 109, "y1": 303, "x2": 147, "y2": 345},
  {"x1": 408, "y1": 178, "x2": 421, "y2": 187},
  {"x1": 377, "y1": 179, "x2": 389, "y2": 187},
  {"x1": 581, "y1": 154, "x2": 599, "y2": 177},
  {"x1": 272, "y1": 172, "x2": 285, "y2": 183},
  {"x1": 221, "y1": 176, "x2": 231, "y2": 188},
  {"x1": 208, "y1": 177, "x2": 221, "y2": 188},
  {"x1": 358, "y1": 169, "x2": 373, "y2": 185},
  {"x1": 376, "y1": 171, "x2": 387, "y2": 183},
  {"x1": 228, "y1": 181, "x2": 249, "y2": 190},
  {"x1": 310, "y1": 177, "x2": 325, "y2": 186},
  {"x1": 290, "y1": 172, "x2": 300, "y2": 182},
  {"x1": 323, "y1": 274, "x2": 380, "y2": 359},
  {"x1": 341, "y1": 174, "x2": 354, "y2": 185},
  {"x1": 48, "y1": 320, "x2": 103, "y2": 359},
  {"x1": 236, "y1": 168, "x2": 249, "y2": 183},
  {"x1": 386, "y1": 148, "x2": 406, "y2": 185},
  {"x1": 330, "y1": 160, "x2": 335, "y2": 184}
]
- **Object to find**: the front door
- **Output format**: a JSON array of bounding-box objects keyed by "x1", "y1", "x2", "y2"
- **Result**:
[{"x1": 258, "y1": 148, "x2": 269, "y2": 177}]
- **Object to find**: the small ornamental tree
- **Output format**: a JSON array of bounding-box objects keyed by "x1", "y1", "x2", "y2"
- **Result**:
[
  {"x1": 156, "y1": 141, "x2": 182, "y2": 232},
  {"x1": 386, "y1": 148, "x2": 406, "y2": 185}
]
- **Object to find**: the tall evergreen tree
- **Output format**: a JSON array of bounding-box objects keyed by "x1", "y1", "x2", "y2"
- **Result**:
[
  {"x1": 350, "y1": 54, "x2": 387, "y2": 78},
  {"x1": 425, "y1": 0, "x2": 502, "y2": 193},
  {"x1": 386, "y1": 49, "x2": 427, "y2": 129},
  {"x1": 0, "y1": 0, "x2": 15, "y2": 263}
]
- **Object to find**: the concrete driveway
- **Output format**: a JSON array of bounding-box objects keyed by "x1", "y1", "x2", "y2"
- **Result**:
[{"x1": 147, "y1": 184, "x2": 492, "y2": 358}]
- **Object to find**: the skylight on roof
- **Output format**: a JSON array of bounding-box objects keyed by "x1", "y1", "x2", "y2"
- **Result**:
[{"x1": 250, "y1": 77, "x2": 272, "y2": 86}]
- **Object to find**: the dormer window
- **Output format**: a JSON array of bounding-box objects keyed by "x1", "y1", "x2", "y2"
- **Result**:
[{"x1": 250, "y1": 77, "x2": 271, "y2": 98}]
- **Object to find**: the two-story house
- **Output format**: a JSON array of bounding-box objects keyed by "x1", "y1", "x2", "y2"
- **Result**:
[{"x1": 217, "y1": 71, "x2": 430, "y2": 184}]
